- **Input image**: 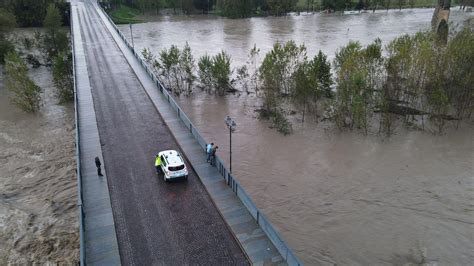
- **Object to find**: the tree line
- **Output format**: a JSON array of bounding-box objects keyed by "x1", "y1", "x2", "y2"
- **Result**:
[
  {"x1": 103, "y1": 0, "x2": 473, "y2": 18},
  {"x1": 0, "y1": 0, "x2": 70, "y2": 27},
  {"x1": 1, "y1": 3, "x2": 73, "y2": 113},
  {"x1": 142, "y1": 28, "x2": 473, "y2": 136},
  {"x1": 103, "y1": 0, "x2": 299, "y2": 17}
]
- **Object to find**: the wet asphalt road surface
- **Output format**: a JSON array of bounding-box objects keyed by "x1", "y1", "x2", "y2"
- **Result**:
[{"x1": 76, "y1": 1, "x2": 248, "y2": 264}]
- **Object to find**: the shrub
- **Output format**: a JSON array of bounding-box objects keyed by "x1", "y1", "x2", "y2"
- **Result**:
[{"x1": 5, "y1": 51, "x2": 42, "y2": 112}]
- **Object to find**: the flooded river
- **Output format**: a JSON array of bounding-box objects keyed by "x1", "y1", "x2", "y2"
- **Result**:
[
  {"x1": 0, "y1": 29, "x2": 78, "y2": 264},
  {"x1": 118, "y1": 9, "x2": 474, "y2": 265}
]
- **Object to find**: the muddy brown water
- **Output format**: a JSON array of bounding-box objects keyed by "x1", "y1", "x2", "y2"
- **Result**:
[
  {"x1": 118, "y1": 8, "x2": 474, "y2": 265},
  {"x1": 0, "y1": 29, "x2": 78, "y2": 264}
]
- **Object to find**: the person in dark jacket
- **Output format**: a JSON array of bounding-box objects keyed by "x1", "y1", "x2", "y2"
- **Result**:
[
  {"x1": 95, "y1": 156, "x2": 103, "y2": 176},
  {"x1": 210, "y1": 146, "x2": 218, "y2": 166}
]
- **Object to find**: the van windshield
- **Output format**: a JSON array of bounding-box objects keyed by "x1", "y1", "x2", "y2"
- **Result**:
[{"x1": 169, "y1": 165, "x2": 185, "y2": 171}]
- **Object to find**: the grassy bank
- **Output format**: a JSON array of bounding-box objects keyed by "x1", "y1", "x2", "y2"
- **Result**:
[{"x1": 109, "y1": 5, "x2": 142, "y2": 24}]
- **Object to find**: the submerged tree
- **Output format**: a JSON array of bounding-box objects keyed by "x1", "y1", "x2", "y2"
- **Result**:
[
  {"x1": 179, "y1": 42, "x2": 196, "y2": 96},
  {"x1": 5, "y1": 51, "x2": 42, "y2": 112},
  {"x1": 443, "y1": 28, "x2": 474, "y2": 124},
  {"x1": 248, "y1": 44, "x2": 260, "y2": 93},
  {"x1": 198, "y1": 53, "x2": 213, "y2": 92},
  {"x1": 158, "y1": 45, "x2": 181, "y2": 93},
  {"x1": 211, "y1": 50, "x2": 232, "y2": 95},
  {"x1": 331, "y1": 39, "x2": 384, "y2": 134},
  {"x1": 38, "y1": 4, "x2": 69, "y2": 63},
  {"x1": 259, "y1": 40, "x2": 307, "y2": 111},
  {"x1": 52, "y1": 51, "x2": 74, "y2": 103},
  {"x1": 0, "y1": 8, "x2": 16, "y2": 63}
]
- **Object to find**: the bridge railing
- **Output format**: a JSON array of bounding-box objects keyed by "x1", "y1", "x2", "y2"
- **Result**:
[
  {"x1": 70, "y1": 5, "x2": 86, "y2": 266},
  {"x1": 97, "y1": 4, "x2": 302, "y2": 265}
]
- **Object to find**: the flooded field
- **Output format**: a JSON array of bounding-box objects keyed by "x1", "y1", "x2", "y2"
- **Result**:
[
  {"x1": 119, "y1": 8, "x2": 474, "y2": 265},
  {"x1": 0, "y1": 29, "x2": 78, "y2": 264}
]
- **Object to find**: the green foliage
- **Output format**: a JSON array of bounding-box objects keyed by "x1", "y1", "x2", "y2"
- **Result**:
[
  {"x1": 43, "y1": 3, "x2": 62, "y2": 29},
  {"x1": 266, "y1": 0, "x2": 298, "y2": 15},
  {"x1": 220, "y1": 0, "x2": 254, "y2": 18},
  {"x1": 180, "y1": 42, "x2": 196, "y2": 95},
  {"x1": 293, "y1": 62, "x2": 313, "y2": 121},
  {"x1": 0, "y1": 8, "x2": 15, "y2": 64},
  {"x1": 248, "y1": 44, "x2": 260, "y2": 93},
  {"x1": 10, "y1": 0, "x2": 51, "y2": 27},
  {"x1": 198, "y1": 54, "x2": 213, "y2": 91},
  {"x1": 142, "y1": 47, "x2": 154, "y2": 63},
  {"x1": 37, "y1": 4, "x2": 69, "y2": 64},
  {"x1": 322, "y1": 0, "x2": 352, "y2": 10},
  {"x1": 236, "y1": 65, "x2": 250, "y2": 93},
  {"x1": 159, "y1": 45, "x2": 181, "y2": 93},
  {"x1": 331, "y1": 39, "x2": 382, "y2": 134},
  {"x1": 326, "y1": 28, "x2": 472, "y2": 135},
  {"x1": 0, "y1": 37, "x2": 14, "y2": 63},
  {"x1": 52, "y1": 52, "x2": 74, "y2": 103},
  {"x1": 198, "y1": 50, "x2": 233, "y2": 94},
  {"x1": 443, "y1": 28, "x2": 474, "y2": 121},
  {"x1": 257, "y1": 108, "x2": 293, "y2": 135},
  {"x1": 310, "y1": 50, "x2": 332, "y2": 97},
  {"x1": 427, "y1": 86, "x2": 449, "y2": 134},
  {"x1": 260, "y1": 40, "x2": 307, "y2": 110},
  {"x1": 153, "y1": 44, "x2": 196, "y2": 95},
  {"x1": 211, "y1": 50, "x2": 232, "y2": 95},
  {"x1": 270, "y1": 108, "x2": 293, "y2": 135},
  {"x1": 5, "y1": 51, "x2": 42, "y2": 112},
  {"x1": 0, "y1": 8, "x2": 16, "y2": 32},
  {"x1": 109, "y1": 5, "x2": 142, "y2": 24}
]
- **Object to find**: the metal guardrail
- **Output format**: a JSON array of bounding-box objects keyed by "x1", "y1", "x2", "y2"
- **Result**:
[
  {"x1": 97, "y1": 4, "x2": 302, "y2": 265},
  {"x1": 70, "y1": 4, "x2": 86, "y2": 266}
]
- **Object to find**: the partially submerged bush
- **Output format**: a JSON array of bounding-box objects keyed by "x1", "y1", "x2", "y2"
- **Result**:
[{"x1": 5, "y1": 51, "x2": 42, "y2": 112}]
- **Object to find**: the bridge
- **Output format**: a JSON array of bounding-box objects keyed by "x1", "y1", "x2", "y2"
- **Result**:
[{"x1": 71, "y1": 0, "x2": 301, "y2": 265}]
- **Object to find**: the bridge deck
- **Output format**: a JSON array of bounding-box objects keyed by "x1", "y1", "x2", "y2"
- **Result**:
[{"x1": 75, "y1": 0, "x2": 248, "y2": 264}]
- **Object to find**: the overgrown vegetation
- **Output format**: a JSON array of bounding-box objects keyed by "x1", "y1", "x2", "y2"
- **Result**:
[
  {"x1": 52, "y1": 52, "x2": 74, "y2": 103},
  {"x1": 0, "y1": 0, "x2": 70, "y2": 27},
  {"x1": 141, "y1": 26, "x2": 473, "y2": 136},
  {"x1": 109, "y1": 5, "x2": 142, "y2": 24},
  {"x1": 329, "y1": 29, "x2": 474, "y2": 136},
  {"x1": 100, "y1": 0, "x2": 469, "y2": 19},
  {"x1": 4, "y1": 51, "x2": 42, "y2": 112},
  {"x1": 0, "y1": 8, "x2": 16, "y2": 63},
  {"x1": 1, "y1": 2, "x2": 73, "y2": 112},
  {"x1": 37, "y1": 4, "x2": 69, "y2": 64}
]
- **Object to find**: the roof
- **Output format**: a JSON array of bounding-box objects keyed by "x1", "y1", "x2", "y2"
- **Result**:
[{"x1": 158, "y1": 150, "x2": 184, "y2": 167}]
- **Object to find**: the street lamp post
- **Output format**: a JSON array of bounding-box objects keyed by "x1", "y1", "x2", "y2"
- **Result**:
[
  {"x1": 129, "y1": 23, "x2": 135, "y2": 50},
  {"x1": 224, "y1": 116, "x2": 236, "y2": 173}
]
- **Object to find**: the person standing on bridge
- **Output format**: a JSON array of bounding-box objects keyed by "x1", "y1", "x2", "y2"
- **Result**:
[
  {"x1": 95, "y1": 156, "x2": 103, "y2": 176},
  {"x1": 206, "y1": 142, "x2": 214, "y2": 163},
  {"x1": 210, "y1": 146, "x2": 218, "y2": 166},
  {"x1": 155, "y1": 154, "x2": 162, "y2": 174}
]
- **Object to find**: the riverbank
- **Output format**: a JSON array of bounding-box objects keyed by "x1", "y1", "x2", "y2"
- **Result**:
[
  {"x1": 107, "y1": 1, "x2": 472, "y2": 25},
  {"x1": 0, "y1": 30, "x2": 78, "y2": 264}
]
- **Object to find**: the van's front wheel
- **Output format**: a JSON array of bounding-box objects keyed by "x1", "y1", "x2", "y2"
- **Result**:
[{"x1": 163, "y1": 175, "x2": 168, "y2": 182}]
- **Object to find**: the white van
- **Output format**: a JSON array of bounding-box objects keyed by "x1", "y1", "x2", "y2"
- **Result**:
[{"x1": 158, "y1": 150, "x2": 188, "y2": 182}]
